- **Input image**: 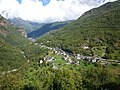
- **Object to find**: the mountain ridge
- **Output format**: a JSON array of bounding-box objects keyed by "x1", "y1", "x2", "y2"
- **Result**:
[
  {"x1": 8, "y1": 18, "x2": 43, "y2": 33},
  {"x1": 37, "y1": 0, "x2": 120, "y2": 60},
  {"x1": 27, "y1": 21, "x2": 73, "y2": 39}
]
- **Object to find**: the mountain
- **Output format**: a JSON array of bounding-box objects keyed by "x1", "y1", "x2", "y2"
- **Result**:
[
  {"x1": 37, "y1": 0, "x2": 120, "y2": 60},
  {"x1": 0, "y1": 15, "x2": 30, "y2": 72},
  {"x1": 27, "y1": 21, "x2": 73, "y2": 39},
  {"x1": 0, "y1": 16, "x2": 30, "y2": 47},
  {"x1": 8, "y1": 18, "x2": 42, "y2": 33}
]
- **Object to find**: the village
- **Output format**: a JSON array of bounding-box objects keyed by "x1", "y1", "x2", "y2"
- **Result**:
[{"x1": 34, "y1": 43, "x2": 120, "y2": 67}]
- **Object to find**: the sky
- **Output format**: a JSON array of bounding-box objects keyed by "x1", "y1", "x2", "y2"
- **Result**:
[{"x1": 0, "y1": 0, "x2": 117, "y2": 23}]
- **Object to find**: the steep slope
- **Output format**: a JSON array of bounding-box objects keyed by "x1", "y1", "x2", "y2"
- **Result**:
[
  {"x1": 37, "y1": 0, "x2": 120, "y2": 59},
  {"x1": 0, "y1": 38, "x2": 27, "y2": 72},
  {"x1": 0, "y1": 15, "x2": 29, "y2": 72},
  {"x1": 8, "y1": 18, "x2": 42, "y2": 33},
  {"x1": 0, "y1": 15, "x2": 29, "y2": 48},
  {"x1": 27, "y1": 21, "x2": 72, "y2": 39}
]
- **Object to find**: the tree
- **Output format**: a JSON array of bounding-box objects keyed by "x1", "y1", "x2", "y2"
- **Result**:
[{"x1": 53, "y1": 68, "x2": 82, "y2": 90}]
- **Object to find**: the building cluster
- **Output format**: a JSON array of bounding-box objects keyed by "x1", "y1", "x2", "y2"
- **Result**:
[{"x1": 36, "y1": 43, "x2": 120, "y2": 66}]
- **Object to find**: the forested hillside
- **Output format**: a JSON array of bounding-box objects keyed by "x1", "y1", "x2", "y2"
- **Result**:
[
  {"x1": 27, "y1": 21, "x2": 72, "y2": 39},
  {"x1": 0, "y1": 15, "x2": 29, "y2": 72},
  {"x1": 0, "y1": 15, "x2": 50, "y2": 72},
  {"x1": 37, "y1": 0, "x2": 120, "y2": 60},
  {"x1": 0, "y1": 38, "x2": 27, "y2": 71}
]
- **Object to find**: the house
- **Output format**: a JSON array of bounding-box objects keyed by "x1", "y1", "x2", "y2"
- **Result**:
[
  {"x1": 27, "y1": 60, "x2": 30, "y2": 63},
  {"x1": 76, "y1": 61, "x2": 80, "y2": 64},
  {"x1": 65, "y1": 54, "x2": 69, "y2": 58},
  {"x1": 45, "y1": 56, "x2": 55, "y2": 63},
  {"x1": 12, "y1": 69, "x2": 17, "y2": 72},
  {"x1": 67, "y1": 58, "x2": 72, "y2": 63},
  {"x1": 54, "y1": 50, "x2": 58, "y2": 54},
  {"x1": 34, "y1": 43, "x2": 39, "y2": 45},
  {"x1": 64, "y1": 57, "x2": 68, "y2": 61},
  {"x1": 83, "y1": 46, "x2": 89, "y2": 49},
  {"x1": 91, "y1": 59, "x2": 97, "y2": 63},
  {"x1": 75, "y1": 54, "x2": 81, "y2": 60},
  {"x1": 21, "y1": 51, "x2": 24, "y2": 54},
  {"x1": 62, "y1": 52, "x2": 67, "y2": 56},
  {"x1": 40, "y1": 60, "x2": 43, "y2": 64}
]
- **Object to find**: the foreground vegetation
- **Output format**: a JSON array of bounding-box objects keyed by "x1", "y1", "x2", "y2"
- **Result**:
[{"x1": 0, "y1": 61, "x2": 120, "y2": 90}]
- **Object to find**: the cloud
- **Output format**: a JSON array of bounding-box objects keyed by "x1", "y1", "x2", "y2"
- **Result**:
[{"x1": 0, "y1": 0, "x2": 117, "y2": 23}]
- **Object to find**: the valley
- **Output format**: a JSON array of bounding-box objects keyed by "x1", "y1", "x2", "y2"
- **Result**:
[{"x1": 0, "y1": 0, "x2": 120, "y2": 90}]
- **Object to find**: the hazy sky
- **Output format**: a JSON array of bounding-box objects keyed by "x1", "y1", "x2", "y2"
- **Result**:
[{"x1": 0, "y1": 0, "x2": 117, "y2": 23}]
